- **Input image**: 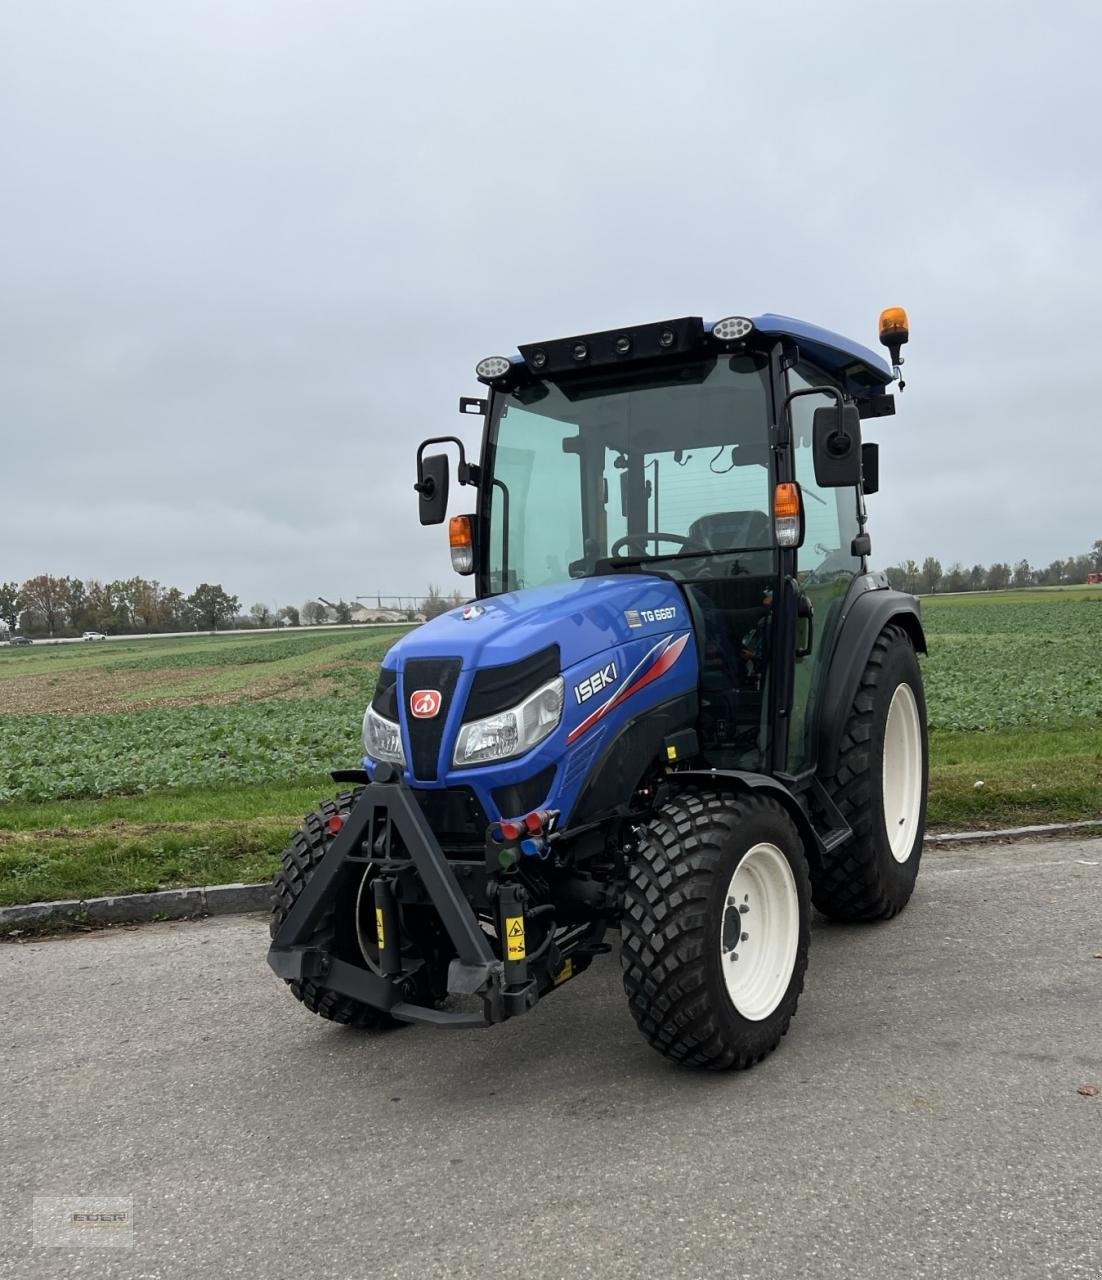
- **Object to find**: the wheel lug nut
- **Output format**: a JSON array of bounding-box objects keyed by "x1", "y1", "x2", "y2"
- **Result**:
[
  {"x1": 730, "y1": 952, "x2": 738, "y2": 962},
  {"x1": 739, "y1": 904, "x2": 749, "y2": 915},
  {"x1": 741, "y1": 932, "x2": 749, "y2": 942}
]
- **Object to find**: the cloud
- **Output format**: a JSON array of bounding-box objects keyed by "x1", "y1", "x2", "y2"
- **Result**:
[{"x1": 2, "y1": 0, "x2": 1099, "y2": 604}]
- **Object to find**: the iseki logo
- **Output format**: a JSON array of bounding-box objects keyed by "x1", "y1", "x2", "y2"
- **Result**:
[
  {"x1": 410, "y1": 689, "x2": 442, "y2": 719},
  {"x1": 573, "y1": 662, "x2": 617, "y2": 705}
]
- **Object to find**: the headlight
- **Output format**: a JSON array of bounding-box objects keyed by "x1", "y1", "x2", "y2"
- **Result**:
[
  {"x1": 453, "y1": 676, "x2": 563, "y2": 767},
  {"x1": 363, "y1": 705, "x2": 405, "y2": 766}
]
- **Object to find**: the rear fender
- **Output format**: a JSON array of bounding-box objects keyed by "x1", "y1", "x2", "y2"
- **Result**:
[{"x1": 816, "y1": 581, "x2": 926, "y2": 779}]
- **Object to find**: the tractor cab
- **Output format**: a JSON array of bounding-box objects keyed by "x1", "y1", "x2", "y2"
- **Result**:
[{"x1": 417, "y1": 312, "x2": 903, "y2": 783}]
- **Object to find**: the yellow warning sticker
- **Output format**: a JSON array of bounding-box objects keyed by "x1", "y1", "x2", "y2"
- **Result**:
[
  {"x1": 505, "y1": 915, "x2": 526, "y2": 960},
  {"x1": 554, "y1": 958, "x2": 574, "y2": 986},
  {"x1": 375, "y1": 906, "x2": 385, "y2": 950}
]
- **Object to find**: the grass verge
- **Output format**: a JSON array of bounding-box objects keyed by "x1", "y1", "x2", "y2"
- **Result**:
[
  {"x1": 928, "y1": 723, "x2": 1102, "y2": 829},
  {"x1": 0, "y1": 778, "x2": 333, "y2": 906}
]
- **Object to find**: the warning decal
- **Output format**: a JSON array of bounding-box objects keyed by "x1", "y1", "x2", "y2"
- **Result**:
[
  {"x1": 375, "y1": 907, "x2": 386, "y2": 950},
  {"x1": 505, "y1": 915, "x2": 526, "y2": 960}
]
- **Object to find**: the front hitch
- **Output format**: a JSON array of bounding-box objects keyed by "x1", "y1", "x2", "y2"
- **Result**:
[{"x1": 267, "y1": 776, "x2": 536, "y2": 1027}]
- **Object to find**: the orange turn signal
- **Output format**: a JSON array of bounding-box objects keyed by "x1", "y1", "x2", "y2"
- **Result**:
[
  {"x1": 879, "y1": 306, "x2": 909, "y2": 346},
  {"x1": 774, "y1": 482, "x2": 801, "y2": 519},
  {"x1": 774, "y1": 483, "x2": 803, "y2": 548},
  {"x1": 449, "y1": 515, "x2": 474, "y2": 575}
]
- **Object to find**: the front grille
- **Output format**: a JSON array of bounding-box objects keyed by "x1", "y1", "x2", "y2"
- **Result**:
[
  {"x1": 404, "y1": 657, "x2": 462, "y2": 781},
  {"x1": 412, "y1": 786, "x2": 488, "y2": 853}
]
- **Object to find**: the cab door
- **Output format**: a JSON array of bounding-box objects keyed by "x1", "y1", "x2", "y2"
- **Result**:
[{"x1": 785, "y1": 364, "x2": 865, "y2": 773}]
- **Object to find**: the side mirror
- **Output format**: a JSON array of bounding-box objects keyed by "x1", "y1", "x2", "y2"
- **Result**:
[
  {"x1": 812, "y1": 403, "x2": 862, "y2": 487},
  {"x1": 415, "y1": 453, "x2": 450, "y2": 526},
  {"x1": 861, "y1": 441, "x2": 880, "y2": 495}
]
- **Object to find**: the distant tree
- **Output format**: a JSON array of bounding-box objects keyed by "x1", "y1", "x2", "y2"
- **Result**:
[
  {"x1": 1067, "y1": 554, "x2": 1092, "y2": 584},
  {"x1": 1011, "y1": 559, "x2": 1034, "y2": 588},
  {"x1": 943, "y1": 562, "x2": 967, "y2": 593},
  {"x1": 334, "y1": 599, "x2": 353, "y2": 625},
  {"x1": 19, "y1": 574, "x2": 71, "y2": 636},
  {"x1": 422, "y1": 584, "x2": 449, "y2": 620},
  {"x1": 985, "y1": 562, "x2": 1011, "y2": 591},
  {"x1": 919, "y1": 556, "x2": 943, "y2": 595},
  {"x1": 1090, "y1": 540, "x2": 1102, "y2": 572},
  {"x1": 0, "y1": 582, "x2": 23, "y2": 632},
  {"x1": 82, "y1": 579, "x2": 119, "y2": 633},
  {"x1": 301, "y1": 600, "x2": 326, "y2": 626},
  {"x1": 65, "y1": 578, "x2": 90, "y2": 631},
  {"x1": 249, "y1": 603, "x2": 274, "y2": 628},
  {"x1": 278, "y1": 605, "x2": 300, "y2": 627},
  {"x1": 161, "y1": 586, "x2": 189, "y2": 631},
  {"x1": 1037, "y1": 560, "x2": 1065, "y2": 587},
  {"x1": 968, "y1": 563, "x2": 987, "y2": 592},
  {"x1": 107, "y1": 576, "x2": 164, "y2": 633},
  {"x1": 899, "y1": 559, "x2": 920, "y2": 594},
  {"x1": 187, "y1": 583, "x2": 240, "y2": 631}
]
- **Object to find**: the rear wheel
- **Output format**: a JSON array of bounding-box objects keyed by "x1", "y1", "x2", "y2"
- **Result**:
[
  {"x1": 621, "y1": 789, "x2": 811, "y2": 1070},
  {"x1": 270, "y1": 790, "x2": 398, "y2": 1030},
  {"x1": 813, "y1": 624, "x2": 929, "y2": 921}
]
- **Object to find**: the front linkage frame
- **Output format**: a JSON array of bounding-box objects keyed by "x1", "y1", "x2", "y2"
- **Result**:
[{"x1": 267, "y1": 775, "x2": 602, "y2": 1028}]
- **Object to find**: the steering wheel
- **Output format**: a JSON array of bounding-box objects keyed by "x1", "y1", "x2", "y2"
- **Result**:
[{"x1": 610, "y1": 532, "x2": 711, "y2": 559}]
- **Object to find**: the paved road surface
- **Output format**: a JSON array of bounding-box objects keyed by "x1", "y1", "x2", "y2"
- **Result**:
[{"x1": 2, "y1": 838, "x2": 1100, "y2": 1279}]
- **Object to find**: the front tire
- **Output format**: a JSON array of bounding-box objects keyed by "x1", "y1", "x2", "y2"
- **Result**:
[
  {"x1": 813, "y1": 624, "x2": 929, "y2": 922},
  {"x1": 621, "y1": 789, "x2": 811, "y2": 1070}
]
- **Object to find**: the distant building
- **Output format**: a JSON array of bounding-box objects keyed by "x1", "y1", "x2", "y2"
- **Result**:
[{"x1": 350, "y1": 604, "x2": 405, "y2": 623}]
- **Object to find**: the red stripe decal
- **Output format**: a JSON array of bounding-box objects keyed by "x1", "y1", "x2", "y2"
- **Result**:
[{"x1": 566, "y1": 632, "x2": 690, "y2": 745}]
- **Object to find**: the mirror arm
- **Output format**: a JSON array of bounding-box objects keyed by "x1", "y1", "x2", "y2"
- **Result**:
[
  {"x1": 783, "y1": 385, "x2": 855, "y2": 455},
  {"x1": 782, "y1": 384, "x2": 845, "y2": 417},
  {"x1": 415, "y1": 436, "x2": 480, "y2": 491}
]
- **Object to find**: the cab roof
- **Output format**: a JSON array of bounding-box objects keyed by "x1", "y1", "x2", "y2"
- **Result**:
[{"x1": 743, "y1": 314, "x2": 893, "y2": 387}]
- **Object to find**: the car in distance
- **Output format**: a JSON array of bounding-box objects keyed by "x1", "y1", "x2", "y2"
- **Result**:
[
  {"x1": 82, "y1": 631, "x2": 108, "y2": 641},
  {"x1": 7, "y1": 635, "x2": 32, "y2": 646}
]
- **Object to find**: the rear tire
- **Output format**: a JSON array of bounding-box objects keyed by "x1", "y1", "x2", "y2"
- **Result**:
[
  {"x1": 813, "y1": 624, "x2": 929, "y2": 922},
  {"x1": 270, "y1": 789, "x2": 397, "y2": 1030},
  {"x1": 621, "y1": 789, "x2": 811, "y2": 1070}
]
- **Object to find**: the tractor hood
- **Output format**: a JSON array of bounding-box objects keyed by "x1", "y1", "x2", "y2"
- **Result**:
[
  {"x1": 384, "y1": 574, "x2": 686, "y2": 673},
  {"x1": 367, "y1": 574, "x2": 699, "y2": 828}
]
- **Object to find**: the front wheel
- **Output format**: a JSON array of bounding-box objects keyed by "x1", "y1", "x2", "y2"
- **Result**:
[{"x1": 621, "y1": 789, "x2": 811, "y2": 1070}]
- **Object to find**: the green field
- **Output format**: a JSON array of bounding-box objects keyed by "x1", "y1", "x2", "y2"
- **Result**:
[{"x1": 1, "y1": 591, "x2": 1100, "y2": 907}]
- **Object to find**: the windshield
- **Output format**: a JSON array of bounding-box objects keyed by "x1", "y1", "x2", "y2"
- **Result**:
[{"x1": 484, "y1": 353, "x2": 773, "y2": 593}]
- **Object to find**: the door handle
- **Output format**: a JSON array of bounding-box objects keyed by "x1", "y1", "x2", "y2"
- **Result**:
[{"x1": 795, "y1": 594, "x2": 815, "y2": 659}]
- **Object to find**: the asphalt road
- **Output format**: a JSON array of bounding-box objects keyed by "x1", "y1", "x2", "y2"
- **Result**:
[{"x1": 2, "y1": 837, "x2": 1100, "y2": 1280}]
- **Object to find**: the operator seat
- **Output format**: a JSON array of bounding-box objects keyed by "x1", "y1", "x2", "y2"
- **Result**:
[{"x1": 687, "y1": 509, "x2": 770, "y2": 554}]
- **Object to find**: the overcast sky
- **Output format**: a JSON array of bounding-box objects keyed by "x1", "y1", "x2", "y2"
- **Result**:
[{"x1": 2, "y1": 0, "x2": 1099, "y2": 608}]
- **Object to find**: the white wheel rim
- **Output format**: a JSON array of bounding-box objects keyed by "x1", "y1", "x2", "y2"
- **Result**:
[
  {"x1": 882, "y1": 682, "x2": 922, "y2": 863},
  {"x1": 720, "y1": 842, "x2": 800, "y2": 1021}
]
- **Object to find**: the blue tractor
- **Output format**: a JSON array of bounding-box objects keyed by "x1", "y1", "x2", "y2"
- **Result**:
[{"x1": 268, "y1": 308, "x2": 927, "y2": 1069}]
